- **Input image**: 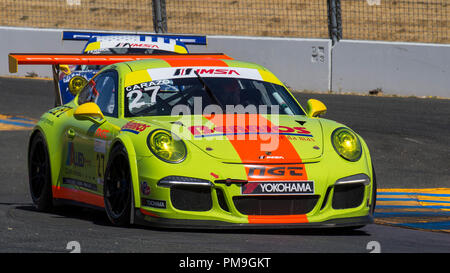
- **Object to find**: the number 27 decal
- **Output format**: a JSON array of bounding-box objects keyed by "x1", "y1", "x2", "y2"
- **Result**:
[{"x1": 126, "y1": 86, "x2": 160, "y2": 111}]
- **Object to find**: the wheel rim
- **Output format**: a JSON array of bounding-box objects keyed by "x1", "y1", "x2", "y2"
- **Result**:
[
  {"x1": 105, "y1": 154, "x2": 130, "y2": 218},
  {"x1": 30, "y1": 141, "x2": 48, "y2": 200}
]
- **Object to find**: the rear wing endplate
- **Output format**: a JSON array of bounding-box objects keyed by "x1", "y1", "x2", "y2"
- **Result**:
[{"x1": 62, "y1": 31, "x2": 207, "y2": 45}]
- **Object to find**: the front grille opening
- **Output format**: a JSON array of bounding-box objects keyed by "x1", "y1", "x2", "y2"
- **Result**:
[
  {"x1": 233, "y1": 195, "x2": 319, "y2": 215},
  {"x1": 170, "y1": 186, "x2": 212, "y2": 211},
  {"x1": 332, "y1": 183, "x2": 365, "y2": 209},
  {"x1": 216, "y1": 188, "x2": 229, "y2": 212},
  {"x1": 320, "y1": 186, "x2": 332, "y2": 211}
]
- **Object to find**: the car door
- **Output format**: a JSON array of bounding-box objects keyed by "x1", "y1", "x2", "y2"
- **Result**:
[{"x1": 61, "y1": 70, "x2": 120, "y2": 203}]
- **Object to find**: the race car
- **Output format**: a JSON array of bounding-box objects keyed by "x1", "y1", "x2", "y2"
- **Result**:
[
  {"x1": 9, "y1": 53, "x2": 376, "y2": 229},
  {"x1": 56, "y1": 31, "x2": 206, "y2": 106}
]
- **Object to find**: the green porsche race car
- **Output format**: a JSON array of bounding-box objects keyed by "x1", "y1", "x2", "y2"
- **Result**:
[{"x1": 10, "y1": 52, "x2": 376, "y2": 229}]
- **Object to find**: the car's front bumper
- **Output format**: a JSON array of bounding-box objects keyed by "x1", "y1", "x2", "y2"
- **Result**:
[
  {"x1": 134, "y1": 209, "x2": 373, "y2": 229},
  {"x1": 134, "y1": 149, "x2": 375, "y2": 229}
]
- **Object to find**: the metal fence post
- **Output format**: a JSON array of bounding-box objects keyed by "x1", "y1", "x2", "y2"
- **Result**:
[
  {"x1": 327, "y1": 0, "x2": 342, "y2": 45},
  {"x1": 152, "y1": 0, "x2": 167, "y2": 33}
]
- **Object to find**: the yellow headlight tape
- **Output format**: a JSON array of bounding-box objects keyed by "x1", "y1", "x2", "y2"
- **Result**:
[
  {"x1": 84, "y1": 41, "x2": 101, "y2": 52},
  {"x1": 124, "y1": 70, "x2": 152, "y2": 87}
]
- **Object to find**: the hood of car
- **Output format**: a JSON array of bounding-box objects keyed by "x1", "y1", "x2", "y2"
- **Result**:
[{"x1": 135, "y1": 114, "x2": 323, "y2": 164}]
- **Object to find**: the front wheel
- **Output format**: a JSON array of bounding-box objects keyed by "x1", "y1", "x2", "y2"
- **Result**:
[
  {"x1": 28, "y1": 132, "x2": 53, "y2": 211},
  {"x1": 103, "y1": 145, "x2": 134, "y2": 226}
]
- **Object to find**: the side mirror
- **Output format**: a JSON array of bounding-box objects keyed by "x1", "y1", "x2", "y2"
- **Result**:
[
  {"x1": 74, "y1": 102, "x2": 105, "y2": 124},
  {"x1": 306, "y1": 99, "x2": 327, "y2": 117},
  {"x1": 60, "y1": 65, "x2": 71, "y2": 75}
]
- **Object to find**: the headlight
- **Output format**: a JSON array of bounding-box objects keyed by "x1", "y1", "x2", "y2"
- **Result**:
[
  {"x1": 147, "y1": 129, "x2": 187, "y2": 163},
  {"x1": 68, "y1": 76, "x2": 88, "y2": 95},
  {"x1": 331, "y1": 128, "x2": 362, "y2": 162}
]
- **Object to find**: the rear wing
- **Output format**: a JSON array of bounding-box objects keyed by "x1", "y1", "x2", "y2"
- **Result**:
[
  {"x1": 8, "y1": 53, "x2": 232, "y2": 73},
  {"x1": 62, "y1": 31, "x2": 207, "y2": 45},
  {"x1": 9, "y1": 53, "x2": 232, "y2": 106}
]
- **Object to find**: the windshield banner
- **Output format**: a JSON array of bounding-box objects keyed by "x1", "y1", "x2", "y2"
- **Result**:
[{"x1": 146, "y1": 67, "x2": 264, "y2": 82}]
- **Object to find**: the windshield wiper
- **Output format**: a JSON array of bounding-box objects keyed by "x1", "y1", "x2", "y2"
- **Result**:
[{"x1": 194, "y1": 70, "x2": 224, "y2": 109}]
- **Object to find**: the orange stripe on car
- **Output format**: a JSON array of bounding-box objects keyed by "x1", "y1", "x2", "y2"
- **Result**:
[
  {"x1": 204, "y1": 114, "x2": 309, "y2": 224},
  {"x1": 248, "y1": 214, "x2": 308, "y2": 224},
  {"x1": 204, "y1": 114, "x2": 308, "y2": 180},
  {"x1": 140, "y1": 208, "x2": 160, "y2": 218},
  {"x1": 52, "y1": 185, "x2": 104, "y2": 208}
]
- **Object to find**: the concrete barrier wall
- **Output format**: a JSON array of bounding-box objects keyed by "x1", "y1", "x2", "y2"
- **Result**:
[
  {"x1": 332, "y1": 40, "x2": 450, "y2": 97},
  {"x1": 1, "y1": 27, "x2": 449, "y2": 98},
  {"x1": 0, "y1": 27, "x2": 84, "y2": 77},
  {"x1": 0, "y1": 27, "x2": 332, "y2": 92},
  {"x1": 188, "y1": 36, "x2": 331, "y2": 92}
]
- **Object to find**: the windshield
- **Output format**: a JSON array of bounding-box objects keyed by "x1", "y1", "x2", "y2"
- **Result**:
[{"x1": 124, "y1": 77, "x2": 305, "y2": 117}]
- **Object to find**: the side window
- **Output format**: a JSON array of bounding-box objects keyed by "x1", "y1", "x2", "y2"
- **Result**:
[
  {"x1": 77, "y1": 71, "x2": 118, "y2": 117},
  {"x1": 77, "y1": 79, "x2": 97, "y2": 105}
]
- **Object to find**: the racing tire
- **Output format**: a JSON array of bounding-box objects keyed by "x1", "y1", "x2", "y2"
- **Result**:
[
  {"x1": 28, "y1": 132, "x2": 53, "y2": 212},
  {"x1": 103, "y1": 144, "x2": 134, "y2": 226}
]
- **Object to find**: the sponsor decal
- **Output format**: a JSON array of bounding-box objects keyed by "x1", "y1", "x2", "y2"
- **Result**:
[
  {"x1": 247, "y1": 166, "x2": 304, "y2": 177},
  {"x1": 121, "y1": 121, "x2": 151, "y2": 134},
  {"x1": 285, "y1": 135, "x2": 315, "y2": 142},
  {"x1": 188, "y1": 125, "x2": 313, "y2": 138},
  {"x1": 115, "y1": 42, "x2": 160, "y2": 49},
  {"x1": 259, "y1": 155, "x2": 284, "y2": 160},
  {"x1": 62, "y1": 72, "x2": 87, "y2": 83},
  {"x1": 125, "y1": 80, "x2": 172, "y2": 92},
  {"x1": 147, "y1": 67, "x2": 263, "y2": 81},
  {"x1": 95, "y1": 128, "x2": 109, "y2": 139},
  {"x1": 173, "y1": 68, "x2": 240, "y2": 76},
  {"x1": 141, "y1": 198, "x2": 166, "y2": 209},
  {"x1": 245, "y1": 164, "x2": 307, "y2": 181},
  {"x1": 94, "y1": 139, "x2": 107, "y2": 154},
  {"x1": 66, "y1": 142, "x2": 85, "y2": 167},
  {"x1": 141, "y1": 182, "x2": 151, "y2": 195},
  {"x1": 63, "y1": 178, "x2": 98, "y2": 191},
  {"x1": 242, "y1": 181, "x2": 314, "y2": 195},
  {"x1": 48, "y1": 106, "x2": 72, "y2": 118}
]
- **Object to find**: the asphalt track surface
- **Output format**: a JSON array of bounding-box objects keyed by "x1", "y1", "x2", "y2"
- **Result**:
[{"x1": 0, "y1": 77, "x2": 449, "y2": 253}]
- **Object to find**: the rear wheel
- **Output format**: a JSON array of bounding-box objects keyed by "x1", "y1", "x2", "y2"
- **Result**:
[
  {"x1": 103, "y1": 145, "x2": 133, "y2": 226},
  {"x1": 28, "y1": 132, "x2": 53, "y2": 211}
]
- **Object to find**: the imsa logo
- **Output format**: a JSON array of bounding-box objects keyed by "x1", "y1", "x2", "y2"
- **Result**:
[
  {"x1": 173, "y1": 68, "x2": 240, "y2": 76},
  {"x1": 242, "y1": 181, "x2": 314, "y2": 195}
]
